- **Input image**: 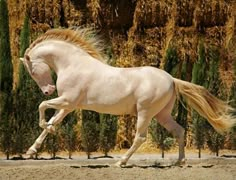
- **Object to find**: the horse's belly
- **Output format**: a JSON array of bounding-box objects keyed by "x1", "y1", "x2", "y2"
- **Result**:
[{"x1": 80, "y1": 100, "x2": 136, "y2": 115}]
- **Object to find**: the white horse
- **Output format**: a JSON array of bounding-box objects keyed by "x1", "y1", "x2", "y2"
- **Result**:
[{"x1": 20, "y1": 28, "x2": 236, "y2": 166}]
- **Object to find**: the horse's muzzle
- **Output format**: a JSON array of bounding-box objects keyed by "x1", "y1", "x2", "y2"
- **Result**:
[{"x1": 42, "y1": 84, "x2": 56, "y2": 96}]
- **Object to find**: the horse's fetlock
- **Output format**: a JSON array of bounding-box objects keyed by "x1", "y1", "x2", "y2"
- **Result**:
[
  {"x1": 46, "y1": 125, "x2": 56, "y2": 134},
  {"x1": 141, "y1": 137, "x2": 147, "y2": 143},
  {"x1": 35, "y1": 142, "x2": 42, "y2": 149}
]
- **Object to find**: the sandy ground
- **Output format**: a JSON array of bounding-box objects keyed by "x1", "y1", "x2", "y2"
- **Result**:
[{"x1": 0, "y1": 152, "x2": 236, "y2": 180}]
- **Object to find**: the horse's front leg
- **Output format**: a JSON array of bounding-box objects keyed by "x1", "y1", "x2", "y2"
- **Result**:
[
  {"x1": 38, "y1": 96, "x2": 72, "y2": 130},
  {"x1": 26, "y1": 109, "x2": 70, "y2": 157},
  {"x1": 46, "y1": 109, "x2": 71, "y2": 133}
]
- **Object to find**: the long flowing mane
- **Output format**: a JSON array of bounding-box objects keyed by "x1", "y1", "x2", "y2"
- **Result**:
[{"x1": 25, "y1": 28, "x2": 105, "y2": 61}]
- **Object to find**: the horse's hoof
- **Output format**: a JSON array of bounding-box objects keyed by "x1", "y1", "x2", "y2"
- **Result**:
[
  {"x1": 114, "y1": 161, "x2": 127, "y2": 167},
  {"x1": 25, "y1": 148, "x2": 37, "y2": 159},
  {"x1": 174, "y1": 159, "x2": 186, "y2": 166},
  {"x1": 24, "y1": 154, "x2": 34, "y2": 159}
]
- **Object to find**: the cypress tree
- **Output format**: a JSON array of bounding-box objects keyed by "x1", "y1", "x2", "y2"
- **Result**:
[
  {"x1": 229, "y1": 58, "x2": 236, "y2": 149},
  {"x1": 192, "y1": 41, "x2": 207, "y2": 85},
  {"x1": 0, "y1": 0, "x2": 14, "y2": 160},
  {"x1": 229, "y1": 81, "x2": 236, "y2": 149},
  {"x1": 0, "y1": 0, "x2": 13, "y2": 92},
  {"x1": 18, "y1": 14, "x2": 30, "y2": 88},
  {"x1": 81, "y1": 110, "x2": 100, "y2": 159},
  {"x1": 99, "y1": 114, "x2": 118, "y2": 157},
  {"x1": 61, "y1": 111, "x2": 78, "y2": 159},
  {"x1": 205, "y1": 47, "x2": 225, "y2": 156},
  {"x1": 206, "y1": 131, "x2": 225, "y2": 157},
  {"x1": 45, "y1": 133, "x2": 60, "y2": 159},
  {"x1": 191, "y1": 41, "x2": 208, "y2": 158},
  {"x1": 14, "y1": 14, "x2": 44, "y2": 156}
]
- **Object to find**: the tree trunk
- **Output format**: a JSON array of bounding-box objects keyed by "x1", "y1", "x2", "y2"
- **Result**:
[
  {"x1": 198, "y1": 148, "x2": 201, "y2": 158},
  {"x1": 69, "y1": 151, "x2": 72, "y2": 159},
  {"x1": 87, "y1": 152, "x2": 91, "y2": 159},
  {"x1": 6, "y1": 151, "x2": 9, "y2": 160},
  {"x1": 105, "y1": 151, "x2": 108, "y2": 157},
  {"x1": 161, "y1": 149, "x2": 164, "y2": 158},
  {"x1": 216, "y1": 148, "x2": 219, "y2": 157}
]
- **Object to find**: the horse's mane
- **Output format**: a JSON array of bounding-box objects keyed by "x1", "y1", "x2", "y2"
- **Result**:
[{"x1": 25, "y1": 27, "x2": 105, "y2": 61}]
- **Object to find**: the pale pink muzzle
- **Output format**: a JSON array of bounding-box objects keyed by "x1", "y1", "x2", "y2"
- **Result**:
[{"x1": 42, "y1": 84, "x2": 56, "y2": 96}]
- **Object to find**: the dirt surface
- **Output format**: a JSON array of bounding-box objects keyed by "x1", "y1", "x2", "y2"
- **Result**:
[{"x1": 0, "y1": 153, "x2": 236, "y2": 180}]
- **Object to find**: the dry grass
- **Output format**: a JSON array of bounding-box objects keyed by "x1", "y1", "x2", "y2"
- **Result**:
[{"x1": 8, "y1": 0, "x2": 236, "y2": 84}]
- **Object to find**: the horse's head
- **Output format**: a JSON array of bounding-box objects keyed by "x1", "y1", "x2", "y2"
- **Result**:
[{"x1": 20, "y1": 55, "x2": 56, "y2": 96}]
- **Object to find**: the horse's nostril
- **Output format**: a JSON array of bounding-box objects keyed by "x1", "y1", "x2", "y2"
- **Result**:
[{"x1": 45, "y1": 91, "x2": 49, "y2": 95}]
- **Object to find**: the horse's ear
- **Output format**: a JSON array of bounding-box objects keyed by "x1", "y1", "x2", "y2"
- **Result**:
[{"x1": 25, "y1": 55, "x2": 30, "y2": 62}]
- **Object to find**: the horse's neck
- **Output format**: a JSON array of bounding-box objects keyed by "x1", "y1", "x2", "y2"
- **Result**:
[{"x1": 31, "y1": 40, "x2": 104, "y2": 75}]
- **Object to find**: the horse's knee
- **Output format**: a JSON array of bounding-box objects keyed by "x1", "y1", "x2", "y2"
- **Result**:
[{"x1": 39, "y1": 101, "x2": 47, "y2": 111}]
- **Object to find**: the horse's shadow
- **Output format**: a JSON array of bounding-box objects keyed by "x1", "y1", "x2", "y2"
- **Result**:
[
  {"x1": 10, "y1": 155, "x2": 66, "y2": 160},
  {"x1": 70, "y1": 162, "x2": 182, "y2": 169},
  {"x1": 90, "y1": 155, "x2": 114, "y2": 159}
]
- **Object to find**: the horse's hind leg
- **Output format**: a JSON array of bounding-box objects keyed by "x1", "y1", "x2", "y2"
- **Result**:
[
  {"x1": 155, "y1": 96, "x2": 185, "y2": 163},
  {"x1": 156, "y1": 114, "x2": 185, "y2": 163},
  {"x1": 116, "y1": 112, "x2": 151, "y2": 167}
]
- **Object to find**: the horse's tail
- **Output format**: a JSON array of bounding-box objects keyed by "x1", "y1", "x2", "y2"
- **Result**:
[{"x1": 173, "y1": 78, "x2": 236, "y2": 133}]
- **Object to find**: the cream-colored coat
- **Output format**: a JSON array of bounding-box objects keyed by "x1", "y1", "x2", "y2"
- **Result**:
[{"x1": 21, "y1": 29, "x2": 236, "y2": 166}]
